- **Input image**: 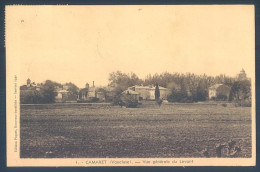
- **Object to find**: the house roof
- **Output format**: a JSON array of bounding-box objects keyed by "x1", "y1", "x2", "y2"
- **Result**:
[
  {"x1": 209, "y1": 84, "x2": 229, "y2": 90},
  {"x1": 129, "y1": 85, "x2": 168, "y2": 90},
  {"x1": 57, "y1": 89, "x2": 68, "y2": 93},
  {"x1": 122, "y1": 89, "x2": 140, "y2": 95}
]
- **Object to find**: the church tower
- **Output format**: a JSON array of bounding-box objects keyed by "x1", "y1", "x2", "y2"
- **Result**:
[{"x1": 237, "y1": 68, "x2": 247, "y2": 81}]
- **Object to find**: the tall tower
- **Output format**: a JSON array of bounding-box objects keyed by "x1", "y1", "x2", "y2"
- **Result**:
[
  {"x1": 85, "y1": 83, "x2": 89, "y2": 89},
  {"x1": 27, "y1": 78, "x2": 31, "y2": 87},
  {"x1": 238, "y1": 68, "x2": 247, "y2": 81}
]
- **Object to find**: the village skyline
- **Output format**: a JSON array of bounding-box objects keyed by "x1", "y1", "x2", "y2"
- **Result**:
[
  {"x1": 20, "y1": 67, "x2": 251, "y2": 107},
  {"x1": 20, "y1": 69, "x2": 250, "y2": 88}
]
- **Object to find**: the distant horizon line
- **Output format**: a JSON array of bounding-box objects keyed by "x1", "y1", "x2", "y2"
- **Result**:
[{"x1": 21, "y1": 69, "x2": 249, "y2": 88}]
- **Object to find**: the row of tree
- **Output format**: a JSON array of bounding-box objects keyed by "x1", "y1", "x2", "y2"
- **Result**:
[
  {"x1": 21, "y1": 71, "x2": 251, "y2": 105},
  {"x1": 108, "y1": 71, "x2": 251, "y2": 103}
]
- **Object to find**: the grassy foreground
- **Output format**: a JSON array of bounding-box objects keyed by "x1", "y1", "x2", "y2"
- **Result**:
[{"x1": 20, "y1": 102, "x2": 251, "y2": 158}]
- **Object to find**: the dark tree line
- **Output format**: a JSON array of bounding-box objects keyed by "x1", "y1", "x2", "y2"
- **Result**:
[
  {"x1": 108, "y1": 71, "x2": 251, "y2": 104},
  {"x1": 21, "y1": 70, "x2": 251, "y2": 105}
]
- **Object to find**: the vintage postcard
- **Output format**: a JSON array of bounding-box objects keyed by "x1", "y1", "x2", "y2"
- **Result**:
[{"x1": 6, "y1": 5, "x2": 255, "y2": 166}]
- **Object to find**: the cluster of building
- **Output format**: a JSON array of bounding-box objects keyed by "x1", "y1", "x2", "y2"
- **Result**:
[
  {"x1": 77, "y1": 83, "x2": 172, "y2": 103},
  {"x1": 20, "y1": 78, "x2": 41, "y2": 91},
  {"x1": 20, "y1": 78, "x2": 73, "y2": 103},
  {"x1": 54, "y1": 85, "x2": 69, "y2": 103},
  {"x1": 77, "y1": 81, "x2": 105, "y2": 102},
  {"x1": 122, "y1": 69, "x2": 249, "y2": 102},
  {"x1": 20, "y1": 79, "x2": 107, "y2": 103},
  {"x1": 121, "y1": 85, "x2": 171, "y2": 101},
  {"x1": 21, "y1": 78, "x2": 172, "y2": 103},
  {"x1": 123, "y1": 83, "x2": 232, "y2": 102},
  {"x1": 20, "y1": 69, "x2": 249, "y2": 103}
]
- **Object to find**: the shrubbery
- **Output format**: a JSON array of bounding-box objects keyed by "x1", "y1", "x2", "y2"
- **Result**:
[
  {"x1": 167, "y1": 90, "x2": 193, "y2": 103},
  {"x1": 216, "y1": 95, "x2": 228, "y2": 101},
  {"x1": 21, "y1": 80, "x2": 61, "y2": 104},
  {"x1": 116, "y1": 94, "x2": 138, "y2": 108},
  {"x1": 234, "y1": 99, "x2": 251, "y2": 107},
  {"x1": 20, "y1": 90, "x2": 42, "y2": 104},
  {"x1": 112, "y1": 95, "x2": 122, "y2": 106}
]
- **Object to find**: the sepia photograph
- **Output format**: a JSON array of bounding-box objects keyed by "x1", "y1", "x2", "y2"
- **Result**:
[{"x1": 6, "y1": 5, "x2": 255, "y2": 166}]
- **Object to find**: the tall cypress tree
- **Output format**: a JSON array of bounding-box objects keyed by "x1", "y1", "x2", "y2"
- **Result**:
[{"x1": 155, "y1": 82, "x2": 160, "y2": 101}]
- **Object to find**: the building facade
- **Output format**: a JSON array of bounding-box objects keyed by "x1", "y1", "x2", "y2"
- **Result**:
[
  {"x1": 209, "y1": 84, "x2": 231, "y2": 100},
  {"x1": 128, "y1": 85, "x2": 171, "y2": 100},
  {"x1": 54, "y1": 89, "x2": 69, "y2": 103},
  {"x1": 77, "y1": 81, "x2": 99, "y2": 102}
]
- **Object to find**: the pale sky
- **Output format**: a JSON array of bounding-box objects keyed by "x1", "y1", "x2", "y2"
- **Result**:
[{"x1": 6, "y1": 5, "x2": 255, "y2": 88}]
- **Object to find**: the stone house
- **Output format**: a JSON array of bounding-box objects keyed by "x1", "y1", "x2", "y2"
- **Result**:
[
  {"x1": 88, "y1": 81, "x2": 96, "y2": 98},
  {"x1": 78, "y1": 81, "x2": 100, "y2": 102},
  {"x1": 54, "y1": 89, "x2": 69, "y2": 103},
  {"x1": 209, "y1": 84, "x2": 231, "y2": 100},
  {"x1": 128, "y1": 85, "x2": 171, "y2": 100}
]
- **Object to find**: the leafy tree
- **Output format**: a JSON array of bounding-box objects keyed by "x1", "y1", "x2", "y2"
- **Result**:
[
  {"x1": 20, "y1": 80, "x2": 60, "y2": 104},
  {"x1": 120, "y1": 94, "x2": 138, "y2": 108},
  {"x1": 229, "y1": 80, "x2": 251, "y2": 101},
  {"x1": 38, "y1": 80, "x2": 57, "y2": 103},
  {"x1": 194, "y1": 81, "x2": 208, "y2": 101},
  {"x1": 108, "y1": 71, "x2": 143, "y2": 104},
  {"x1": 216, "y1": 94, "x2": 228, "y2": 101},
  {"x1": 64, "y1": 82, "x2": 79, "y2": 101},
  {"x1": 20, "y1": 90, "x2": 41, "y2": 104},
  {"x1": 108, "y1": 71, "x2": 142, "y2": 90},
  {"x1": 65, "y1": 82, "x2": 79, "y2": 95},
  {"x1": 167, "y1": 82, "x2": 181, "y2": 91}
]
